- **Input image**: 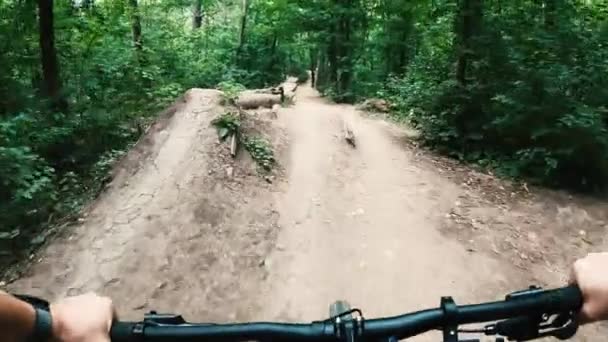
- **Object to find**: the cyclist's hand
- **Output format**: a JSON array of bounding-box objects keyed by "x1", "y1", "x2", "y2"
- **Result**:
[
  {"x1": 570, "y1": 252, "x2": 608, "y2": 323},
  {"x1": 50, "y1": 292, "x2": 114, "y2": 342}
]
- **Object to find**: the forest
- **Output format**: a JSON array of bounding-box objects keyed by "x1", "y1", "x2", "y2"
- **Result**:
[{"x1": 1, "y1": 0, "x2": 607, "y2": 252}]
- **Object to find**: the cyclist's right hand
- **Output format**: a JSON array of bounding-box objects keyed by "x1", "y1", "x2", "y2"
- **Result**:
[{"x1": 571, "y1": 252, "x2": 608, "y2": 323}]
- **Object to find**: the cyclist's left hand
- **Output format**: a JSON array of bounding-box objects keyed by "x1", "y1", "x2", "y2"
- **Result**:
[{"x1": 50, "y1": 292, "x2": 114, "y2": 342}]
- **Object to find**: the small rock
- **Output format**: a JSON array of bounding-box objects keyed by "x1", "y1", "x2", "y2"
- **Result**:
[
  {"x1": 264, "y1": 176, "x2": 273, "y2": 184},
  {"x1": 466, "y1": 247, "x2": 475, "y2": 253},
  {"x1": 471, "y1": 219, "x2": 483, "y2": 230},
  {"x1": 31, "y1": 234, "x2": 46, "y2": 245},
  {"x1": 579, "y1": 230, "x2": 587, "y2": 237},
  {"x1": 226, "y1": 167, "x2": 234, "y2": 178},
  {"x1": 77, "y1": 217, "x2": 86, "y2": 223},
  {"x1": 259, "y1": 259, "x2": 266, "y2": 267},
  {"x1": 455, "y1": 201, "x2": 461, "y2": 207}
]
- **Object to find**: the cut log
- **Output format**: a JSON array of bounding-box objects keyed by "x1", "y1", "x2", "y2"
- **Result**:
[
  {"x1": 343, "y1": 120, "x2": 356, "y2": 148},
  {"x1": 236, "y1": 93, "x2": 282, "y2": 110}
]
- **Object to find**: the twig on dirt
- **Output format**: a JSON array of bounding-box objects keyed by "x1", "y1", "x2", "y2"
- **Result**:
[
  {"x1": 230, "y1": 133, "x2": 238, "y2": 157},
  {"x1": 343, "y1": 120, "x2": 356, "y2": 148}
]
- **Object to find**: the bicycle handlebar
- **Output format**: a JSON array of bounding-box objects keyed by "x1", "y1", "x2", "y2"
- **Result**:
[{"x1": 110, "y1": 286, "x2": 583, "y2": 342}]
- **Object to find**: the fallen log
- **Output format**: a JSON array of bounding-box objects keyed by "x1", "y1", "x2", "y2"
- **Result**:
[{"x1": 236, "y1": 93, "x2": 282, "y2": 110}]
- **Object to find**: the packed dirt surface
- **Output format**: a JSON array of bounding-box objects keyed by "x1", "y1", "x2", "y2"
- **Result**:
[{"x1": 8, "y1": 82, "x2": 608, "y2": 341}]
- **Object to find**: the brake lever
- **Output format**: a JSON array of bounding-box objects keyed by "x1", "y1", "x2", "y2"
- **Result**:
[
  {"x1": 482, "y1": 286, "x2": 579, "y2": 341},
  {"x1": 484, "y1": 312, "x2": 577, "y2": 341}
]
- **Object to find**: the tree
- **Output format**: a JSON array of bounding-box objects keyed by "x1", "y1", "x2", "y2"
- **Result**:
[
  {"x1": 455, "y1": 0, "x2": 482, "y2": 85},
  {"x1": 129, "y1": 0, "x2": 143, "y2": 53},
  {"x1": 236, "y1": 0, "x2": 249, "y2": 60},
  {"x1": 193, "y1": 0, "x2": 203, "y2": 29},
  {"x1": 37, "y1": 0, "x2": 66, "y2": 111}
]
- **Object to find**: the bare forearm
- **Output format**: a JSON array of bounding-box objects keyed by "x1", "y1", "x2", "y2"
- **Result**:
[{"x1": 0, "y1": 290, "x2": 35, "y2": 342}]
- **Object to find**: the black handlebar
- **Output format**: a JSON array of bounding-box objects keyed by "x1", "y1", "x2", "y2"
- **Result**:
[{"x1": 110, "y1": 286, "x2": 583, "y2": 342}]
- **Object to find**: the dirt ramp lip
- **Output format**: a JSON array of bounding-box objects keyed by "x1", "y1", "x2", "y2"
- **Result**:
[{"x1": 109, "y1": 89, "x2": 223, "y2": 189}]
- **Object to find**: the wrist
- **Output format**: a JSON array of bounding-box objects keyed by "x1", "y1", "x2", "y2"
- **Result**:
[{"x1": 50, "y1": 303, "x2": 65, "y2": 341}]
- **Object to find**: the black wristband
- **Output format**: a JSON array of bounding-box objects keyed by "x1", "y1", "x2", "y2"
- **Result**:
[{"x1": 28, "y1": 308, "x2": 53, "y2": 342}]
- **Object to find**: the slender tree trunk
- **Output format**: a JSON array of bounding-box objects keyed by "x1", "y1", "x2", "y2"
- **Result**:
[
  {"x1": 37, "y1": 0, "x2": 66, "y2": 111},
  {"x1": 192, "y1": 0, "x2": 203, "y2": 29},
  {"x1": 338, "y1": 12, "x2": 353, "y2": 96},
  {"x1": 129, "y1": 0, "x2": 143, "y2": 53},
  {"x1": 544, "y1": 0, "x2": 556, "y2": 28},
  {"x1": 268, "y1": 31, "x2": 278, "y2": 72},
  {"x1": 334, "y1": 0, "x2": 354, "y2": 99},
  {"x1": 309, "y1": 48, "x2": 317, "y2": 88},
  {"x1": 455, "y1": 0, "x2": 481, "y2": 85},
  {"x1": 236, "y1": 0, "x2": 249, "y2": 61},
  {"x1": 317, "y1": 50, "x2": 330, "y2": 90}
]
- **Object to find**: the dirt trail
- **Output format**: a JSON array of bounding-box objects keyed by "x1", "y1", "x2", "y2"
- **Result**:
[
  {"x1": 257, "y1": 86, "x2": 526, "y2": 340},
  {"x1": 7, "y1": 83, "x2": 608, "y2": 340}
]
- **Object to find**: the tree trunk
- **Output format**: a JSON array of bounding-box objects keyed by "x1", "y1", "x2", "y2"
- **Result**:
[
  {"x1": 317, "y1": 50, "x2": 330, "y2": 90},
  {"x1": 192, "y1": 0, "x2": 203, "y2": 29},
  {"x1": 129, "y1": 0, "x2": 143, "y2": 53},
  {"x1": 309, "y1": 48, "x2": 317, "y2": 88},
  {"x1": 455, "y1": 0, "x2": 482, "y2": 86},
  {"x1": 338, "y1": 12, "x2": 352, "y2": 96},
  {"x1": 37, "y1": 0, "x2": 66, "y2": 111},
  {"x1": 236, "y1": 0, "x2": 249, "y2": 60},
  {"x1": 544, "y1": 0, "x2": 556, "y2": 28},
  {"x1": 334, "y1": 0, "x2": 354, "y2": 100}
]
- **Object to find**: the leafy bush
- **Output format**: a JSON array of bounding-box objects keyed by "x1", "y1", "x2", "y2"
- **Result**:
[
  {"x1": 296, "y1": 70, "x2": 310, "y2": 84},
  {"x1": 211, "y1": 112, "x2": 241, "y2": 141},
  {"x1": 218, "y1": 81, "x2": 247, "y2": 105},
  {"x1": 243, "y1": 137, "x2": 275, "y2": 172},
  {"x1": 0, "y1": 0, "x2": 312, "y2": 255}
]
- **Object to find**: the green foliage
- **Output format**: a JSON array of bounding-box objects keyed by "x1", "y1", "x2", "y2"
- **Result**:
[
  {"x1": 243, "y1": 137, "x2": 275, "y2": 172},
  {"x1": 303, "y1": 0, "x2": 608, "y2": 192},
  {"x1": 0, "y1": 0, "x2": 311, "y2": 253},
  {"x1": 3, "y1": 0, "x2": 608, "y2": 261},
  {"x1": 296, "y1": 70, "x2": 310, "y2": 85},
  {"x1": 218, "y1": 81, "x2": 246, "y2": 105},
  {"x1": 211, "y1": 112, "x2": 241, "y2": 141}
]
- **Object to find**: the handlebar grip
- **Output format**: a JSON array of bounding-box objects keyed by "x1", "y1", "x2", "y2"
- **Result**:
[
  {"x1": 110, "y1": 321, "x2": 138, "y2": 342},
  {"x1": 549, "y1": 285, "x2": 583, "y2": 312}
]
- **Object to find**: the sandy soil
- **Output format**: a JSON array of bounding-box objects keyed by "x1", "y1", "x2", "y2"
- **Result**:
[{"x1": 7, "y1": 83, "x2": 608, "y2": 341}]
